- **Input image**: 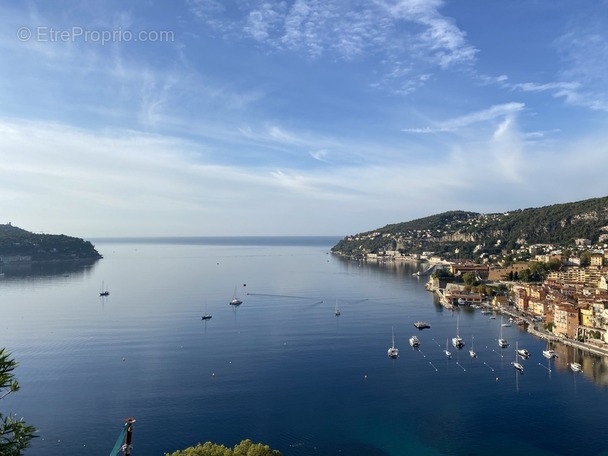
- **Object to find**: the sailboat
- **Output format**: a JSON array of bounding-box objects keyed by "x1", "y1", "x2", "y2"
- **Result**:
[
  {"x1": 452, "y1": 313, "x2": 464, "y2": 348},
  {"x1": 202, "y1": 302, "x2": 212, "y2": 320},
  {"x1": 469, "y1": 335, "x2": 477, "y2": 358},
  {"x1": 99, "y1": 281, "x2": 109, "y2": 297},
  {"x1": 229, "y1": 286, "x2": 242, "y2": 305},
  {"x1": 498, "y1": 316, "x2": 509, "y2": 348},
  {"x1": 512, "y1": 341, "x2": 524, "y2": 372},
  {"x1": 334, "y1": 299, "x2": 341, "y2": 316},
  {"x1": 444, "y1": 338, "x2": 452, "y2": 359},
  {"x1": 569, "y1": 347, "x2": 583, "y2": 373},
  {"x1": 388, "y1": 327, "x2": 399, "y2": 358},
  {"x1": 542, "y1": 340, "x2": 558, "y2": 359}
]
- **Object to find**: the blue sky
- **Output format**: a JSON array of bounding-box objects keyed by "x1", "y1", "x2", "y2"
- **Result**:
[{"x1": 1, "y1": 1, "x2": 607, "y2": 237}]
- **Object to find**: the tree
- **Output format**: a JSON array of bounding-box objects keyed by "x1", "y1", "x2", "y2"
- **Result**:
[
  {"x1": 1, "y1": 349, "x2": 36, "y2": 455},
  {"x1": 462, "y1": 272, "x2": 477, "y2": 286},
  {"x1": 165, "y1": 439, "x2": 282, "y2": 456}
]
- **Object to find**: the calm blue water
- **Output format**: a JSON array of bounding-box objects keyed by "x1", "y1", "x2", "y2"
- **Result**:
[{"x1": 2, "y1": 237, "x2": 608, "y2": 456}]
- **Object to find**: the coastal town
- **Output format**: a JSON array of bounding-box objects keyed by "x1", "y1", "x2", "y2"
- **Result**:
[{"x1": 335, "y1": 234, "x2": 608, "y2": 370}]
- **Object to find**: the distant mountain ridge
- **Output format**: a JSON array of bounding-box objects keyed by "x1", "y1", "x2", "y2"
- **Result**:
[
  {"x1": 332, "y1": 196, "x2": 608, "y2": 257},
  {"x1": 0, "y1": 224, "x2": 102, "y2": 261}
]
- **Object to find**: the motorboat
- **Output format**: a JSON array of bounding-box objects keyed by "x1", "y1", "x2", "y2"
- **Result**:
[
  {"x1": 517, "y1": 348, "x2": 530, "y2": 359},
  {"x1": 409, "y1": 335, "x2": 420, "y2": 348},
  {"x1": 413, "y1": 321, "x2": 430, "y2": 329},
  {"x1": 569, "y1": 362, "x2": 583, "y2": 373}
]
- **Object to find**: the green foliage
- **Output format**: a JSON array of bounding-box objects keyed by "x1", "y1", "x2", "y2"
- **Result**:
[
  {"x1": 0, "y1": 224, "x2": 101, "y2": 261},
  {"x1": 332, "y1": 196, "x2": 608, "y2": 257},
  {"x1": 1, "y1": 349, "x2": 37, "y2": 455},
  {"x1": 461, "y1": 272, "x2": 478, "y2": 286},
  {"x1": 431, "y1": 268, "x2": 454, "y2": 279},
  {"x1": 165, "y1": 439, "x2": 282, "y2": 456}
]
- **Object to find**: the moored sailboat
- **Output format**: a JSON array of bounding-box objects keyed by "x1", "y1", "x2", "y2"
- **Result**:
[
  {"x1": 512, "y1": 341, "x2": 524, "y2": 373},
  {"x1": 444, "y1": 338, "x2": 452, "y2": 359},
  {"x1": 99, "y1": 281, "x2": 109, "y2": 297},
  {"x1": 570, "y1": 347, "x2": 583, "y2": 373},
  {"x1": 498, "y1": 316, "x2": 509, "y2": 348},
  {"x1": 388, "y1": 327, "x2": 399, "y2": 358},
  {"x1": 469, "y1": 335, "x2": 477, "y2": 358},
  {"x1": 452, "y1": 313, "x2": 465, "y2": 349},
  {"x1": 229, "y1": 286, "x2": 242, "y2": 305},
  {"x1": 543, "y1": 340, "x2": 558, "y2": 359}
]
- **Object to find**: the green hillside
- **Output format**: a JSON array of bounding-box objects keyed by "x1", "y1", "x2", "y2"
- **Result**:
[
  {"x1": 332, "y1": 196, "x2": 608, "y2": 258},
  {"x1": 0, "y1": 224, "x2": 102, "y2": 261}
]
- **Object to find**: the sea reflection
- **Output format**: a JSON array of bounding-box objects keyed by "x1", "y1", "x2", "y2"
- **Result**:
[{"x1": 0, "y1": 258, "x2": 100, "y2": 281}]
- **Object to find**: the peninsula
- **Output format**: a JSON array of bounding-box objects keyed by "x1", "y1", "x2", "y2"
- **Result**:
[{"x1": 0, "y1": 223, "x2": 102, "y2": 262}]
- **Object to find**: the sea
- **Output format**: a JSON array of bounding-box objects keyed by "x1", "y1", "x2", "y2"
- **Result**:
[{"x1": 2, "y1": 236, "x2": 608, "y2": 456}]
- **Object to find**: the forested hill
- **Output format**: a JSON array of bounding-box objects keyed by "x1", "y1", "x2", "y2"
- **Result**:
[
  {"x1": 0, "y1": 224, "x2": 102, "y2": 261},
  {"x1": 332, "y1": 196, "x2": 608, "y2": 257}
]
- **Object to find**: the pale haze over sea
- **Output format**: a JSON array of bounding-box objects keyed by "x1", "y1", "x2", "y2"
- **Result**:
[{"x1": 1, "y1": 2, "x2": 608, "y2": 238}]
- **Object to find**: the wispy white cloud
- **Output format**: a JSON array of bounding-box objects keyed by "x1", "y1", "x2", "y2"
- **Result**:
[
  {"x1": 190, "y1": 0, "x2": 476, "y2": 94},
  {"x1": 402, "y1": 102, "x2": 525, "y2": 133}
]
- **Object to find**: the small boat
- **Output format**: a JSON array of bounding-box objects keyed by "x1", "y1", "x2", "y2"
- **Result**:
[
  {"x1": 202, "y1": 303, "x2": 212, "y2": 320},
  {"x1": 501, "y1": 322, "x2": 512, "y2": 327},
  {"x1": 444, "y1": 338, "x2": 452, "y2": 359},
  {"x1": 388, "y1": 327, "x2": 399, "y2": 358},
  {"x1": 469, "y1": 335, "x2": 477, "y2": 358},
  {"x1": 413, "y1": 321, "x2": 430, "y2": 329},
  {"x1": 99, "y1": 281, "x2": 109, "y2": 297},
  {"x1": 570, "y1": 348, "x2": 582, "y2": 373},
  {"x1": 335, "y1": 299, "x2": 341, "y2": 316},
  {"x1": 542, "y1": 340, "x2": 559, "y2": 359},
  {"x1": 498, "y1": 317, "x2": 509, "y2": 348},
  {"x1": 409, "y1": 335, "x2": 420, "y2": 348},
  {"x1": 229, "y1": 286, "x2": 242, "y2": 306},
  {"x1": 452, "y1": 314, "x2": 465, "y2": 349},
  {"x1": 512, "y1": 342, "x2": 524, "y2": 373},
  {"x1": 517, "y1": 348, "x2": 530, "y2": 359}
]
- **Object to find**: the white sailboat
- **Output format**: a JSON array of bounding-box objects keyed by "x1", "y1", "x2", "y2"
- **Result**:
[
  {"x1": 444, "y1": 338, "x2": 452, "y2": 359},
  {"x1": 498, "y1": 316, "x2": 509, "y2": 348},
  {"x1": 469, "y1": 335, "x2": 477, "y2": 358},
  {"x1": 229, "y1": 286, "x2": 242, "y2": 305},
  {"x1": 452, "y1": 313, "x2": 465, "y2": 349},
  {"x1": 512, "y1": 341, "x2": 524, "y2": 373},
  {"x1": 334, "y1": 299, "x2": 341, "y2": 316},
  {"x1": 570, "y1": 347, "x2": 583, "y2": 373},
  {"x1": 388, "y1": 327, "x2": 399, "y2": 358},
  {"x1": 543, "y1": 340, "x2": 558, "y2": 359}
]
